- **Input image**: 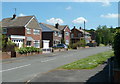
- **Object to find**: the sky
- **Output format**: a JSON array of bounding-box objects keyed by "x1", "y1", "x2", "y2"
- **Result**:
[{"x1": 2, "y1": 1, "x2": 119, "y2": 30}]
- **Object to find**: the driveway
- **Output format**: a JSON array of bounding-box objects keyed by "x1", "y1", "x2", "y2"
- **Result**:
[{"x1": 2, "y1": 47, "x2": 111, "y2": 82}]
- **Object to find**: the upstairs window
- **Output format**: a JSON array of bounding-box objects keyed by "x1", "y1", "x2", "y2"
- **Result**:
[
  {"x1": 71, "y1": 34, "x2": 74, "y2": 38},
  {"x1": 26, "y1": 28, "x2": 31, "y2": 34},
  {"x1": 33, "y1": 29, "x2": 40, "y2": 35},
  {"x1": 65, "y1": 32, "x2": 69, "y2": 36},
  {"x1": 54, "y1": 31, "x2": 57, "y2": 36},
  {"x1": 2, "y1": 28, "x2": 7, "y2": 34}
]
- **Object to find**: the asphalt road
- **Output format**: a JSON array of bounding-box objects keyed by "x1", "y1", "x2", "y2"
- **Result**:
[{"x1": 2, "y1": 47, "x2": 111, "y2": 82}]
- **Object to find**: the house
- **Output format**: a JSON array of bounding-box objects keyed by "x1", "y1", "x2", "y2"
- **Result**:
[
  {"x1": 2, "y1": 14, "x2": 42, "y2": 48},
  {"x1": 71, "y1": 26, "x2": 91, "y2": 44},
  {"x1": 40, "y1": 23, "x2": 62, "y2": 47},
  {"x1": 54, "y1": 23, "x2": 71, "y2": 45}
]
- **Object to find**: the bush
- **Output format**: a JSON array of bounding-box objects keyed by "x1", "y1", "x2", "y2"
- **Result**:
[
  {"x1": 16, "y1": 47, "x2": 42, "y2": 54},
  {"x1": 113, "y1": 32, "x2": 120, "y2": 65},
  {"x1": 69, "y1": 39, "x2": 86, "y2": 49}
]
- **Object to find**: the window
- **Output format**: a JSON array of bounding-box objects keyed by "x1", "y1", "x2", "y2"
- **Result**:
[
  {"x1": 2, "y1": 28, "x2": 7, "y2": 34},
  {"x1": 26, "y1": 28, "x2": 31, "y2": 34},
  {"x1": 71, "y1": 34, "x2": 74, "y2": 38},
  {"x1": 34, "y1": 40, "x2": 40, "y2": 48},
  {"x1": 58, "y1": 32, "x2": 62, "y2": 37},
  {"x1": 54, "y1": 31, "x2": 57, "y2": 36},
  {"x1": 26, "y1": 41, "x2": 31, "y2": 46},
  {"x1": 78, "y1": 33, "x2": 82, "y2": 37},
  {"x1": 66, "y1": 40, "x2": 69, "y2": 43},
  {"x1": 65, "y1": 32, "x2": 69, "y2": 36},
  {"x1": 33, "y1": 29, "x2": 40, "y2": 35}
]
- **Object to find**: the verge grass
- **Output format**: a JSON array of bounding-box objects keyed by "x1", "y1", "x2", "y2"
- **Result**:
[{"x1": 58, "y1": 50, "x2": 114, "y2": 69}]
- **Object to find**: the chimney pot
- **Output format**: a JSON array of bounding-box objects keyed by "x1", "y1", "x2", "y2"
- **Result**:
[
  {"x1": 79, "y1": 27, "x2": 82, "y2": 30},
  {"x1": 55, "y1": 23, "x2": 59, "y2": 29}
]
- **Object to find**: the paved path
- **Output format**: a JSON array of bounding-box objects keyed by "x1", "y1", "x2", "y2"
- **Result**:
[
  {"x1": 30, "y1": 63, "x2": 109, "y2": 82},
  {"x1": 2, "y1": 47, "x2": 111, "y2": 82}
]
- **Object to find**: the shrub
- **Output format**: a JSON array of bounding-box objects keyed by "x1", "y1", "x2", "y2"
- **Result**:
[
  {"x1": 113, "y1": 32, "x2": 120, "y2": 65},
  {"x1": 69, "y1": 39, "x2": 86, "y2": 49},
  {"x1": 16, "y1": 47, "x2": 42, "y2": 54}
]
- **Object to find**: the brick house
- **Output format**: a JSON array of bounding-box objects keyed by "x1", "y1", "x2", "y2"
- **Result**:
[
  {"x1": 40, "y1": 23, "x2": 62, "y2": 47},
  {"x1": 54, "y1": 23, "x2": 71, "y2": 45},
  {"x1": 71, "y1": 26, "x2": 91, "y2": 44},
  {"x1": 2, "y1": 15, "x2": 42, "y2": 48}
]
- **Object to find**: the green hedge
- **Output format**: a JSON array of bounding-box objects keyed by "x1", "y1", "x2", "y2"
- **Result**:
[{"x1": 16, "y1": 47, "x2": 42, "y2": 54}]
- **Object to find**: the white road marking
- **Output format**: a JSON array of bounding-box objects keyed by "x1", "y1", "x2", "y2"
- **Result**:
[
  {"x1": 41, "y1": 58, "x2": 56, "y2": 63},
  {"x1": 0, "y1": 64, "x2": 31, "y2": 72}
]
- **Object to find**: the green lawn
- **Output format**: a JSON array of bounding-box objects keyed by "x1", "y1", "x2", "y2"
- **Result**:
[{"x1": 58, "y1": 50, "x2": 114, "y2": 69}]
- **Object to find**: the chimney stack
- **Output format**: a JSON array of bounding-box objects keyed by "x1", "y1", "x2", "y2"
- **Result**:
[
  {"x1": 12, "y1": 14, "x2": 16, "y2": 19},
  {"x1": 55, "y1": 23, "x2": 59, "y2": 29},
  {"x1": 73, "y1": 26, "x2": 76, "y2": 29},
  {"x1": 79, "y1": 27, "x2": 82, "y2": 30}
]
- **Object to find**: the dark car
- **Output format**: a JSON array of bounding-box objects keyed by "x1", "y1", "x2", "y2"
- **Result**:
[{"x1": 52, "y1": 44, "x2": 68, "y2": 49}]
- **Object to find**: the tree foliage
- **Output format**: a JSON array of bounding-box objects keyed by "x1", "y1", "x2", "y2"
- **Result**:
[
  {"x1": 113, "y1": 32, "x2": 120, "y2": 65},
  {"x1": 95, "y1": 25, "x2": 115, "y2": 46}
]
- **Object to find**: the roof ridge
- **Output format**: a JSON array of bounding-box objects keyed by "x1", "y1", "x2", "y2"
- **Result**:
[{"x1": 2, "y1": 15, "x2": 34, "y2": 20}]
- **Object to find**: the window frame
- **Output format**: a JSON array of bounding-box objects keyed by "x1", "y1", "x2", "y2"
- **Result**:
[
  {"x1": 26, "y1": 28, "x2": 31, "y2": 34},
  {"x1": 33, "y1": 29, "x2": 40, "y2": 35}
]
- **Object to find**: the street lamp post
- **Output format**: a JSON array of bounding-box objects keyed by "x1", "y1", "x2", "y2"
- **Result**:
[{"x1": 84, "y1": 21, "x2": 86, "y2": 48}]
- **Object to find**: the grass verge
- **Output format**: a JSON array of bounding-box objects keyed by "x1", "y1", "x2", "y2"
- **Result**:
[{"x1": 58, "y1": 50, "x2": 114, "y2": 69}]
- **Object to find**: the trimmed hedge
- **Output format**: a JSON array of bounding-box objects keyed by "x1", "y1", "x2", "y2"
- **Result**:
[{"x1": 16, "y1": 47, "x2": 42, "y2": 54}]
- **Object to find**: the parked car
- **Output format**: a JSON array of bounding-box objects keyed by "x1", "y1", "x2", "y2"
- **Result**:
[{"x1": 52, "y1": 44, "x2": 68, "y2": 49}]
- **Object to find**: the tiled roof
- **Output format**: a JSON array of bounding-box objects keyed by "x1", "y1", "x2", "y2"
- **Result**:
[
  {"x1": 58, "y1": 25, "x2": 67, "y2": 30},
  {"x1": 40, "y1": 23, "x2": 60, "y2": 32},
  {"x1": 2, "y1": 16, "x2": 34, "y2": 28},
  {"x1": 77, "y1": 28, "x2": 90, "y2": 35}
]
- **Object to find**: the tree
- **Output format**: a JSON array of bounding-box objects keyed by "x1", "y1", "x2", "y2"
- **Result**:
[
  {"x1": 113, "y1": 32, "x2": 120, "y2": 65},
  {"x1": 95, "y1": 25, "x2": 114, "y2": 46}
]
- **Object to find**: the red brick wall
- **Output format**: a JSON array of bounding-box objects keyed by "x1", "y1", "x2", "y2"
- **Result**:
[
  {"x1": 25, "y1": 28, "x2": 42, "y2": 47},
  {"x1": 71, "y1": 28, "x2": 83, "y2": 38},
  {"x1": 64, "y1": 26, "x2": 71, "y2": 44},
  {"x1": 53, "y1": 32, "x2": 62, "y2": 43},
  {"x1": 1, "y1": 52, "x2": 11, "y2": 59}
]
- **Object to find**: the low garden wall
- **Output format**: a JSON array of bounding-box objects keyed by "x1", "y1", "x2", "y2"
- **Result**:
[
  {"x1": 1, "y1": 52, "x2": 11, "y2": 59},
  {"x1": 1, "y1": 51, "x2": 42, "y2": 59},
  {"x1": 53, "y1": 48, "x2": 68, "y2": 52}
]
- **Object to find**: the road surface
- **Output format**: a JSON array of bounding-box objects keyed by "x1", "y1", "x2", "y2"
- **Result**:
[{"x1": 2, "y1": 47, "x2": 111, "y2": 82}]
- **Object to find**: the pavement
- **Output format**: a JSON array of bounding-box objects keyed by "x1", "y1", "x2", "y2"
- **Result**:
[
  {"x1": 1, "y1": 47, "x2": 112, "y2": 82},
  {"x1": 30, "y1": 63, "x2": 109, "y2": 82}
]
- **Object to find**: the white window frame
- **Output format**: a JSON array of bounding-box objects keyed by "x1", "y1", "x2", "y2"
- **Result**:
[
  {"x1": 34, "y1": 40, "x2": 40, "y2": 48},
  {"x1": 54, "y1": 31, "x2": 57, "y2": 36},
  {"x1": 33, "y1": 29, "x2": 40, "y2": 35},
  {"x1": 65, "y1": 32, "x2": 69, "y2": 36},
  {"x1": 26, "y1": 28, "x2": 31, "y2": 34}
]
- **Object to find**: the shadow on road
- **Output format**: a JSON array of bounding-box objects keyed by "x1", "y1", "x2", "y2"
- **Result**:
[{"x1": 86, "y1": 63, "x2": 111, "y2": 84}]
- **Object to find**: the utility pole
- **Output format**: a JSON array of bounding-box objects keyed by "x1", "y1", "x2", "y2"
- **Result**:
[
  {"x1": 84, "y1": 21, "x2": 86, "y2": 48},
  {"x1": 14, "y1": 8, "x2": 16, "y2": 15}
]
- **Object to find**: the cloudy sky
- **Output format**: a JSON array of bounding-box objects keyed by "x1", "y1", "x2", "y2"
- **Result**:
[{"x1": 2, "y1": 1, "x2": 119, "y2": 29}]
